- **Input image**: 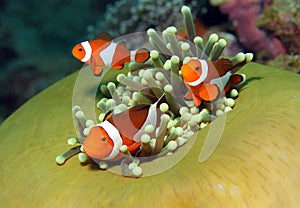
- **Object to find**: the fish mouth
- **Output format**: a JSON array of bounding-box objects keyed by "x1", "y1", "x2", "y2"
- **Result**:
[{"x1": 82, "y1": 145, "x2": 90, "y2": 156}]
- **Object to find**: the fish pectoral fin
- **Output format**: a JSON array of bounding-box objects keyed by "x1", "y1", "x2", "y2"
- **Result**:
[
  {"x1": 199, "y1": 84, "x2": 220, "y2": 101},
  {"x1": 193, "y1": 95, "x2": 202, "y2": 106},
  {"x1": 185, "y1": 90, "x2": 202, "y2": 106},
  {"x1": 103, "y1": 110, "x2": 113, "y2": 121},
  {"x1": 90, "y1": 56, "x2": 105, "y2": 76},
  {"x1": 92, "y1": 65, "x2": 104, "y2": 76},
  {"x1": 212, "y1": 58, "x2": 233, "y2": 76},
  {"x1": 112, "y1": 64, "x2": 125, "y2": 70},
  {"x1": 184, "y1": 90, "x2": 193, "y2": 100},
  {"x1": 127, "y1": 142, "x2": 141, "y2": 153}
]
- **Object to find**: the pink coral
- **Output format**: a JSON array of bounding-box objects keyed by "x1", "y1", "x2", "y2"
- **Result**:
[
  {"x1": 219, "y1": 0, "x2": 286, "y2": 57},
  {"x1": 257, "y1": 0, "x2": 300, "y2": 55}
]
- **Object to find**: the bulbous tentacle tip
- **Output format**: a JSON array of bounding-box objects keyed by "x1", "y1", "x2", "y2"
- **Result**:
[
  {"x1": 209, "y1": 0, "x2": 227, "y2": 6},
  {"x1": 181, "y1": 5, "x2": 191, "y2": 14}
]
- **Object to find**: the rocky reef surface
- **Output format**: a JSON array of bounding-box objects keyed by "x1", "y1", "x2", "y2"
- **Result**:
[
  {"x1": 210, "y1": 0, "x2": 300, "y2": 71},
  {"x1": 257, "y1": 0, "x2": 300, "y2": 73}
]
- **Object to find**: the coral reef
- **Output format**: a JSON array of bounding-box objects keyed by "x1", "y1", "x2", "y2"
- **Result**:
[
  {"x1": 209, "y1": 0, "x2": 286, "y2": 58},
  {"x1": 208, "y1": 0, "x2": 300, "y2": 73},
  {"x1": 88, "y1": 0, "x2": 198, "y2": 38},
  {"x1": 267, "y1": 54, "x2": 300, "y2": 74},
  {"x1": 257, "y1": 0, "x2": 300, "y2": 55}
]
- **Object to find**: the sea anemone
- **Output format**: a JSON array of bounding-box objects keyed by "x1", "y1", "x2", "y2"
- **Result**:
[
  {"x1": 56, "y1": 5, "x2": 253, "y2": 177},
  {"x1": 1, "y1": 3, "x2": 300, "y2": 208}
]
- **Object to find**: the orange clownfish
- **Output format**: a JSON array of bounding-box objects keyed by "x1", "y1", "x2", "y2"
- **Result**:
[
  {"x1": 181, "y1": 58, "x2": 244, "y2": 106},
  {"x1": 83, "y1": 98, "x2": 162, "y2": 161},
  {"x1": 72, "y1": 32, "x2": 150, "y2": 76}
]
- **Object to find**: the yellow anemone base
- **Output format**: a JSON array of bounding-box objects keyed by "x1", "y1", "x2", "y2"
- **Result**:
[{"x1": 1, "y1": 62, "x2": 300, "y2": 207}]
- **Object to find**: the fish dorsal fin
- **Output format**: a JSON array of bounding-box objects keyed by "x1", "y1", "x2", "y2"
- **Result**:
[
  {"x1": 118, "y1": 41, "x2": 127, "y2": 48},
  {"x1": 212, "y1": 58, "x2": 233, "y2": 76},
  {"x1": 129, "y1": 104, "x2": 150, "y2": 114},
  {"x1": 107, "y1": 104, "x2": 150, "y2": 126},
  {"x1": 127, "y1": 104, "x2": 150, "y2": 130},
  {"x1": 107, "y1": 104, "x2": 150, "y2": 138},
  {"x1": 97, "y1": 32, "x2": 112, "y2": 41},
  {"x1": 103, "y1": 110, "x2": 113, "y2": 121}
]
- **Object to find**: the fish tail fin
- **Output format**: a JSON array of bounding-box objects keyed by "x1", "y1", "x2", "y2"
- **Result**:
[
  {"x1": 230, "y1": 74, "x2": 245, "y2": 85},
  {"x1": 222, "y1": 74, "x2": 245, "y2": 96},
  {"x1": 220, "y1": 74, "x2": 245, "y2": 96},
  {"x1": 134, "y1": 48, "x2": 150, "y2": 63}
]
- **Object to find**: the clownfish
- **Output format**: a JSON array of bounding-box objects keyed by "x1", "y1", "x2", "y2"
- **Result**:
[
  {"x1": 83, "y1": 97, "x2": 163, "y2": 161},
  {"x1": 72, "y1": 32, "x2": 150, "y2": 76},
  {"x1": 181, "y1": 58, "x2": 244, "y2": 106}
]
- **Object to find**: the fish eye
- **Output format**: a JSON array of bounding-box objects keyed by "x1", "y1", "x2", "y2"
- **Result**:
[
  {"x1": 78, "y1": 48, "x2": 83, "y2": 51},
  {"x1": 101, "y1": 137, "x2": 106, "y2": 142},
  {"x1": 195, "y1": 66, "x2": 200, "y2": 71}
]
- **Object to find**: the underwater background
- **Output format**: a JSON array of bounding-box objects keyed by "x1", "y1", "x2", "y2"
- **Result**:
[
  {"x1": 1, "y1": 0, "x2": 300, "y2": 207},
  {"x1": 0, "y1": 0, "x2": 299, "y2": 123}
]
